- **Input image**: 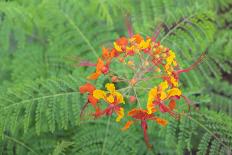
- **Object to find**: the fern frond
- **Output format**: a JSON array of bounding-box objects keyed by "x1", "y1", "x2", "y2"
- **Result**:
[{"x1": 0, "y1": 75, "x2": 81, "y2": 136}]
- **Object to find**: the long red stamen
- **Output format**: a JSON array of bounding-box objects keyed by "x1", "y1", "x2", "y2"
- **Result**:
[
  {"x1": 79, "y1": 61, "x2": 96, "y2": 67},
  {"x1": 153, "y1": 24, "x2": 163, "y2": 42},
  {"x1": 177, "y1": 51, "x2": 207, "y2": 74},
  {"x1": 125, "y1": 14, "x2": 133, "y2": 37},
  {"x1": 80, "y1": 101, "x2": 89, "y2": 118},
  {"x1": 181, "y1": 95, "x2": 191, "y2": 112}
]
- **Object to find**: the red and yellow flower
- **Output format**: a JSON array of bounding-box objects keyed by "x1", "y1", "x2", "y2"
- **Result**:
[
  {"x1": 93, "y1": 83, "x2": 125, "y2": 122},
  {"x1": 79, "y1": 31, "x2": 206, "y2": 147}
]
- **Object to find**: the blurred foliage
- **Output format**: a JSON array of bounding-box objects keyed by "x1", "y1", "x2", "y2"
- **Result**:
[{"x1": 0, "y1": 0, "x2": 231, "y2": 154}]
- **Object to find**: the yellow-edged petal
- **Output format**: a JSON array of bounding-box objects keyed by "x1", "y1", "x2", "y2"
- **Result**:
[
  {"x1": 116, "y1": 107, "x2": 124, "y2": 122},
  {"x1": 115, "y1": 92, "x2": 125, "y2": 104},
  {"x1": 147, "y1": 100, "x2": 154, "y2": 114},
  {"x1": 147, "y1": 87, "x2": 157, "y2": 114},
  {"x1": 93, "y1": 90, "x2": 106, "y2": 99}
]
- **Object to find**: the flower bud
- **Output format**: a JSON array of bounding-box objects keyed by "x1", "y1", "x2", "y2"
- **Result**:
[
  {"x1": 128, "y1": 60, "x2": 134, "y2": 66},
  {"x1": 119, "y1": 57, "x2": 124, "y2": 63},
  {"x1": 130, "y1": 78, "x2": 137, "y2": 86},
  {"x1": 129, "y1": 96, "x2": 136, "y2": 103},
  {"x1": 101, "y1": 66, "x2": 109, "y2": 74},
  {"x1": 111, "y1": 76, "x2": 118, "y2": 82}
]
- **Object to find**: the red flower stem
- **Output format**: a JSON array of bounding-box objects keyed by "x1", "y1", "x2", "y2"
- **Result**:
[{"x1": 141, "y1": 121, "x2": 152, "y2": 148}]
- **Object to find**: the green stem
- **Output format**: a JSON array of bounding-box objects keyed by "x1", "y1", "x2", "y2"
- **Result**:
[
  {"x1": 101, "y1": 115, "x2": 111, "y2": 155},
  {"x1": 185, "y1": 114, "x2": 231, "y2": 152}
]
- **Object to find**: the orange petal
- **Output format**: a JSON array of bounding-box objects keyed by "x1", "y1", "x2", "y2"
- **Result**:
[
  {"x1": 110, "y1": 48, "x2": 117, "y2": 58},
  {"x1": 121, "y1": 121, "x2": 134, "y2": 131},
  {"x1": 96, "y1": 58, "x2": 104, "y2": 71},
  {"x1": 88, "y1": 95, "x2": 98, "y2": 105},
  {"x1": 102, "y1": 47, "x2": 109, "y2": 60},
  {"x1": 156, "y1": 118, "x2": 168, "y2": 127},
  {"x1": 128, "y1": 108, "x2": 140, "y2": 116},
  {"x1": 87, "y1": 72, "x2": 101, "y2": 80},
  {"x1": 116, "y1": 37, "x2": 128, "y2": 46},
  {"x1": 79, "y1": 83, "x2": 96, "y2": 94}
]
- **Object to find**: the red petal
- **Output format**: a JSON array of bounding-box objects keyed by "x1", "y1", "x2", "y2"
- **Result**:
[
  {"x1": 141, "y1": 121, "x2": 152, "y2": 148},
  {"x1": 79, "y1": 83, "x2": 96, "y2": 94},
  {"x1": 88, "y1": 95, "x2": 98, "y2": 105},
  {"x1": 159, "y1": 103, "x2": 169, "y2": 113},
  {"x1": 168, "y1": 100, "x2": 176, "y2": 110}
]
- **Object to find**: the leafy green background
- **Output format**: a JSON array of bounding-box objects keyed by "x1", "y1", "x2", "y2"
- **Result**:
[{"x1": 0, "y1": 0, "x2": 231, "y2": 154}]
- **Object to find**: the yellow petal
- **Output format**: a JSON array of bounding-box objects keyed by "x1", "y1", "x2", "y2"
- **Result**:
[
  {"x1": 167, "y1": 88, "x2": 182, "y2": 97},
  {"x1": 170, "y1": 76, "x2": 178, "y2": 87},
  {"x1": 126, "y1": 46, "x2": 134, "y2": 51},
  {"x1": 173, "y1": 60, "x2": 177, "y2": 67},
  {"x1": 139, "y1": 39, "x2": 151, "y2": 49},
  {"x1": 160, "y1": 91, "x2": 167, "y2": 100},
  {"x1": 160, "y1": 81, "x2": 168, "y2": 90},
  {"x1": 166, "y1": 50, "x2": 176, "y2": 65},
  {"x1": 105, "y1": 83, "x2": 115, "y2": 93},
  {"x1": 106, "y1": 95, "x2": 114, "y2": 103},
  {"x1": 147, "y1": 100, "x2": 153, "y2": 114},
  {"x1": 149, "y1": 87, "x2": 157, "y2": 98},
  {"x1": 147, "y1": 87, "x2": 157, "y2": 114},
  {"x1": 114, "y1": 42, "x2": 122, "y2": 52},
  {"x1": 93, "y1": 90, "x2": 106, "y2": 99},
  {"x1": 116, "y1": 107, "x2": 124, "y2": 122}
]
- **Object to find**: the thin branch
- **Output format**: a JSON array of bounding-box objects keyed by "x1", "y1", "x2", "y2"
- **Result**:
[
  {"x1": 4, "y1": 134, "x2": 38, "y2": 155},
  {"x1": 185, "y1": 114, "x2": 231, "y2": 152},
  {"x1": 63, "y1": 13, "x2": 99, "y2": 58}
]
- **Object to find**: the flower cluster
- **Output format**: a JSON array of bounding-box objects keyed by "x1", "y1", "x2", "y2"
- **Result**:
[{"x1": 79, "y1": 34, "x2": 205, "y2": 147}]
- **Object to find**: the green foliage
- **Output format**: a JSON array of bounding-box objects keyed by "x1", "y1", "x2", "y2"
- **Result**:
[{"x1": 0, "y1": 0, "x2": 231, "y2": 154}]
